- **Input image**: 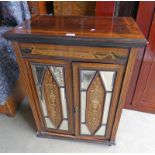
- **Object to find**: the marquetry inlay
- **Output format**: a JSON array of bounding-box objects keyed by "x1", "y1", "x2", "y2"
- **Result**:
[
  {"x1": 86, "y1": 73, "x2": 105, "y2": 134},
  {"x1": 43, "y1": 67, "x2": 63, "y2": 128},
  {"x1": 6, "y1": 15, "x2": 145, "y2": 143}
]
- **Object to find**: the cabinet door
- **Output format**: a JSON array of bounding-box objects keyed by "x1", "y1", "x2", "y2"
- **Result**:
[
  {"x1": 26, "y1": 59, "x2": 74, "y2": 134},
  {"x1": 73, "y1": 62, "x2": 124, "y2": 140}
]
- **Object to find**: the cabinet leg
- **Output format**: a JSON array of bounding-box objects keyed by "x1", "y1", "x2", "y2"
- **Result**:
[
  {"x1": 37, "y1": 131, "x2": 42, "y2": 137},
  {"x1": 109, "y1": 140, "x2": 116, "y2": 146}
]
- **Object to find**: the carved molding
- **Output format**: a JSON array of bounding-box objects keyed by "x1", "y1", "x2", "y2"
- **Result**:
[
  {"x1": 86, "y1": 73, "x2": 105, "y2": 134},
  {"x1": 43, "y1": 67, "x2": 63, "y2": 128},
  {"x1": 94, "y1": 52, "x2": 127, "y2": 61}
]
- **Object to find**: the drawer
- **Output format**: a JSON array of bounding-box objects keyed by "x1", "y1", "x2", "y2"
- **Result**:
[{"x1": 19, "y1": 43, "x2": 129, "y2": 64}]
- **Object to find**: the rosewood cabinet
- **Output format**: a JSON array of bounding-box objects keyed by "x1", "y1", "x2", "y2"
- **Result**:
[{"x1": 3, "y1": 16, "x2": 146, "y2": 145}]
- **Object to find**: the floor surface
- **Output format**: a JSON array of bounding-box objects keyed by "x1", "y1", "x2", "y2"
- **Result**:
[{"x1": 0, "y1": 98, "x2": 155, "y2": 153}]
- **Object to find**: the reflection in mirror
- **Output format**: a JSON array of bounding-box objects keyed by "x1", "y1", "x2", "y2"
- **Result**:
[
  {"x1": 50, "y1": 66, "x2": 64, "y2": 86},
  {"x1": 80, "y1": 70, "x2": 96, "y2": 90},
  {"x1": 45, "y1": 117, "x2": 56, "y2": 129},
  {"x1": 99, "y1": 71, "x2": 115, "y2": 91},
  {"x1": 33, "y1": 65, "x2": 45, "y2": 84},
  {"x1": 45, "y1": 117, "x2": 68, "y2": 131},
  {"x1": 95, "y1": 125, "x2": 106, "y2": 136},
  {"x1": 36, "y1": 86, "x2": 48, "y2": 116},
  {"x1": 81, "y1": 91, "x2": 86, "y2": 123},
  {"x1": 60, "y1": 88, "x2": 68, "y2": 119},
  {"x1": 102, "y1": 92, "x2": 112, "y2": 124},
  {"x1": 81, "y1": 124, "x2": 91, "y2": 135},
  {"x1": 59, "y1": 120, "x2": 68, "y2": 130}
]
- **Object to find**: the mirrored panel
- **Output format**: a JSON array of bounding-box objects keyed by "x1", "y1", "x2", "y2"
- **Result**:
[
  {"x1": 45, "y1": 117, "x2": 56, "y2": 129},
  {"x1": 80, "y1": 70, "x2": 96, "y2": 90},
  {"x1": 81, "y1": 124, "x2": 91, "y2": 135},
  {"x1": 99, "y1": 71, "x2": 115, "y2": 91},
  {"x1": 37, "y1": 86, "x2": 48, "y2": 116},
  {"x1": 60, "y1": 88, "x2": 68, "y2": 119},
  {"x1": 102, "y1": 92, "x2": 112, "y2": 124},
  {"x1": 59, "y1": 120, "x2": 68, "y2": 130},
  {"x1": 81, "y1": 91, "x2": 86, "y2": 123},
  {"x1": 32, "y1": 65, "x2": 45, "y2": 84},
  {"x1": 95, "y1": 125, "x2": 106, "y2": 136},
  {"x1": 50, "y1": 66, "x2": 64, "y2": 87}
]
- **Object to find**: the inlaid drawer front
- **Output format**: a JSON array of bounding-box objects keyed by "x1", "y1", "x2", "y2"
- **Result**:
[
  {"x1": 73, "y1": 62, "x2": 124, "y2": 139},
  {"x1": 29, "y1": 59, "x2": 74, "y2": 134},
  {"x1": 19, "y1": 43, "x2": 129, "y2": 64}
]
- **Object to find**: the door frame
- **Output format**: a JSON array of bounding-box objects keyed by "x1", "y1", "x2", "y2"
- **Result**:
[
  {"x1": 72, "y1": 62, "x2": 124, "y2": 140},
  {"x1": 24, "y1": 58, "x2": 74, "y2": 135}
]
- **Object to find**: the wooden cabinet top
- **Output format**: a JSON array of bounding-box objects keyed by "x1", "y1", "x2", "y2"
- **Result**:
[{"x1": 3, "y1": 16, "x2": 147, "y2": 48}]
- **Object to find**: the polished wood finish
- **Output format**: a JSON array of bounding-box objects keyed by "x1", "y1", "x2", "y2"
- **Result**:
[
  {"x1": 3, "y1": 16, "x2": 146, "y2": 144},
  {"x1": 125, "y1": 2, "x2": 155, "y2": 113},
  {"x1": 136, "y1": 2, "x2": 155, "y2": 38},
  {"x1": 125, "y1": 1, "x2": 154, "y2": 107},
  {"x1": 28, "y1": 1, "x2": 53, "y2": 17},
  {"x1": 0, "y1": 77, "x2": 25, "y2": 116},
  {"x1": 3, "y1": 16, "x2": 146, "y2": 48},
  {"x1": 19, "y1": 43, "x2": 129, "y2": 64},
  {"x1": 54, "y1": 2, "x2": 95, "y2": 16},
  {"x1": 111, "y1": 48, "x2": 138, "y2": 142},
  {"x1": 96, "y1": 1, "x2": 115, "y2": 16},
  {"x1": 128, "y1": 13, "x2": 155, "y2": 113},
  {"x1": 37, "y1": 2, "x2": 52, "y2": 15},
  {"x1": 12, "y1": 42, "x2": 44, "y2": 132},
  {"x1": 73, "y1": 62, "x2": 124, "y2": 141},
  {"x1": 115, "y1": 2, "x2": 139, "y2": 19}
]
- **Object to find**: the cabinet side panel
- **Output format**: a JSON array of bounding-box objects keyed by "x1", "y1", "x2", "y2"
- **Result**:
[
  {"x1": 110, "y1": 48, "x2": 138, "y2": 142},
  {"x1": 12, "y1": 42, "x2": 43, "y2": 131}
]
